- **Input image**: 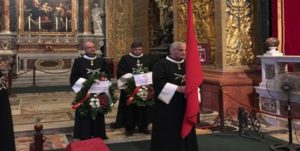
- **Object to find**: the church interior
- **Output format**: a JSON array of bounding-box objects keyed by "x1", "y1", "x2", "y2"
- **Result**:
[{"x1": 1, "y1": 0, "x2": 300, "y2": 151}]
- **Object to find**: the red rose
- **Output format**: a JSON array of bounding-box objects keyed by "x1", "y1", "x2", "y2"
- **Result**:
[
  {"x1": 147, "y1": 85, "x2": 154, "y2": 100},
  {"x1": 99, "y1": 76, "x2": 107, "y2": 81},
  {"x1": 98, "y1": 94, "x2": 108, "y2": 106}
]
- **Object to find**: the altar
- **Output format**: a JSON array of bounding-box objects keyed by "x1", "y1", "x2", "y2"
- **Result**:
[
  {"x1": 16, "y1": 35, "x2": 79, "y2": 72},
  {"x1": 0, "y1": 0, "x2": 108, "y2": 87},
  {"x1": 255, "y1": 55, "x2": 300, "y2": 126}
]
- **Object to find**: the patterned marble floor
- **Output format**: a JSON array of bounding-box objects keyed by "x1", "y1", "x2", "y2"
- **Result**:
[
  {"x1": 11, "y1": 91, "x2": 159, "y2": 151},
  {"x1": 10, "y1": 91, "x2": 300, "y2": 151}
]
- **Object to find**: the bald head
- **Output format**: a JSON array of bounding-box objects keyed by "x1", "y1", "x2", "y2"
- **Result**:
[{"x1": 83, "y1": 41, "x2": 96, "y2": 57}]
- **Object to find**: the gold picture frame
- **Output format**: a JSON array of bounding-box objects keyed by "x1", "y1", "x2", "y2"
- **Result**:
[{"x1": 19, "y1": 0, "x2": 77, "y2": 35}]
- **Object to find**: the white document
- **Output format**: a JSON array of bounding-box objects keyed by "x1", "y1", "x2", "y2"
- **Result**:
[
  {"x1": 88, "y1": 81, "x2": 110, "y2": 94},
  {"x1": 72, "y1": 78, "x2": 86, "y2": 93},
  {"x1": 133, "y1": 72, "x2": 153, "y2": 87}
]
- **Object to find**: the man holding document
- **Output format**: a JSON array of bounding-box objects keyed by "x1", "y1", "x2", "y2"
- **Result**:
[
  {"x1": 150, "y1": 41, "x2": 199, "y2": 151},
  {"x1": 115, "y1": 42, "x2": 152, "y2": 136},
  {"x1": 70, "y1": 41, "x2": 109, "y2": 140}
]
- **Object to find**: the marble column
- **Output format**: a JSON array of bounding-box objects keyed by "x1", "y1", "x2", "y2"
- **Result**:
[
  {"x1": 83, "y1": 0, "x2": 91, "y2": 34},
  {"x1": 2, "y1": 0, "x2": 11, "y2": 33}
]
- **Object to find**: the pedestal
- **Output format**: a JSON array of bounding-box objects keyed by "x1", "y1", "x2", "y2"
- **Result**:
[
  {"x1": 255, "y1": 55, "x2": 300, "y2": 126},
  {"x1": 201, "y1": 70, "x2": 261, "y2": 119}
]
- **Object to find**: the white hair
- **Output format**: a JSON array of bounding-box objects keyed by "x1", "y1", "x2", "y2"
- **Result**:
[{"x1": 169, "y1": 41, "x2": 186, "y2": 51}]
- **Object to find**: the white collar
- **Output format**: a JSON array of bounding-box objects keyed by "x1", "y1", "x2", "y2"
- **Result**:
[
  {"x1": 83, "y1": 55, "x2": 97, "y2": 60},
  {"x1": 129, "y1": 52, "x2": 143, "y2": 58},
  {"x1": 166, "y1": 56, "x2": 184, "y2": 63}
]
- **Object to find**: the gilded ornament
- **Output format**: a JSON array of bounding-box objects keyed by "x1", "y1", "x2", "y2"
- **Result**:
[
  {"x1": 177, "y1": 0, "x2": 216, "y2": 64},
  {"x1": 226, "y1": 0, "x2": 254, "y2": 66}
]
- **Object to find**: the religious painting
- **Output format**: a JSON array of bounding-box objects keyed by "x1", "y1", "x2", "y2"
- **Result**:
[
  {"x1": 20, "y1": 0, "x2": 76, "y2": 34},
  {"x1": 198, "y1": 43, "x2": 210, "y2": 65}
]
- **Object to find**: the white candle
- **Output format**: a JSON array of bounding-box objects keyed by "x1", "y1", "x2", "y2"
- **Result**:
[
  {"x1": 55, "y1": 17, "x2": 58, "y2": 31},
  {"x1": 65, "y1": 18, "x2": 68, "y2": 32},
  {"x1": 19, "y1": 17, "x2": 21, "y2": 30},
  {"x1": 28, "y1": 16, "x2": 31, "y2": 31},
  {"x1": 39, "y1": 17, "x2": 41, "y2": 30}
]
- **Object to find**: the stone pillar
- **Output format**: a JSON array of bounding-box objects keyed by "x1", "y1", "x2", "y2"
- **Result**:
[
  {"x1": 83, "y1": 0, "x2": 91, "y2": 34},
  {"x1": 0, "y1": 0, "x2": 17, "y2": 75},
  {"x1": 0, "y1": 0, "x2": 15, "y2": 52},
  {"x1": 204, "y1": 0, "x2": 260, "y2": 117},
  {"x1": 174, "y1": 0, "x2": 261, "y2": 118},
  {"x1": 2, "y1": 0, "x2": 10, "y2": 33}
]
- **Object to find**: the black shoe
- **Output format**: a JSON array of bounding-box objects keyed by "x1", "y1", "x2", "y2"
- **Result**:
[
  {"x1": 110, "y1": 123, "x2": 123, "y2": 129},
  {"x1": 138, "y1": 129, "x2": 151, "y2": 134},
  {"x1": 125, "y1": 130, "x2": 134, "y2": 136}
]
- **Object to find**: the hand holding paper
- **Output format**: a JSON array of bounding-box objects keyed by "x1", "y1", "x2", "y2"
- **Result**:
[
  {"x1": 88, "y1": 81, "x2": 110, "y2": 94},
  {"x1": 133, "y1": 72, "x2": 152, "y2": 87}
]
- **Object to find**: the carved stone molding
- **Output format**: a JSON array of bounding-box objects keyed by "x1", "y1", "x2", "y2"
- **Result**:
[{"x1": 0, "y1": 34, "x2": 17, "y2": 51}]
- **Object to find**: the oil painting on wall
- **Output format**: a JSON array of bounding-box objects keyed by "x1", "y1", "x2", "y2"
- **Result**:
[{"x1": 21, "y1": 0, "x2": 75, "y2": 33}]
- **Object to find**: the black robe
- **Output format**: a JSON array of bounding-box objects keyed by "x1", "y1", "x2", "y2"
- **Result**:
[
  {"x1": 0, "y1": 72, "x2": 16, "y2": 151},
  {"x1": 70, "y1": 56, "x2": 108, "y2": 140},
  {"x1": 115, "y1": 54, "x2": 151, "y2": 131},
  {"x1": 150, "y1": 58, "x2": 198, "y2": 151}
]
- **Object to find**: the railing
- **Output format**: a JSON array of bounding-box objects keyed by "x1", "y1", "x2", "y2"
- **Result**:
[
  {"x1": 14, "y1": 67, "x2": 71, "y2": 87},
  {"x1": 13, "y1": 57, "x2": 114, "y2": 87}
]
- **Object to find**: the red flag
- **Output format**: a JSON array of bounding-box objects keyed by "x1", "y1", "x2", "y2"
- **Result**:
[{"x1": 181, "y1": 0, "x2": 204, "y2": 138}]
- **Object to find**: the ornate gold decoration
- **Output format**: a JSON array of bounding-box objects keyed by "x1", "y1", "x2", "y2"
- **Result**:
[
  {"x1": 226, "y1": 0, "x2": 254, "y2": 66},
  {"x1": 195, "y1": 0, "x2": 216, "y2": 64},
  {"x1": 176, "y1": 0, "x2": 216, "y2": 64},
  {"x1": 107, "y1": 0, "x2": 131, "y2": 59},
  {"x1": 176, "y1": 1, "x2": 187, "y2": 41}
]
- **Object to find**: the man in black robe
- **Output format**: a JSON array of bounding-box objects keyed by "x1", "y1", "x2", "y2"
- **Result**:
[
  {"x1": 0, "y1": 59, "x2": 16, "y2": 151},
  {"x1": 150, "y1": 41, "x2": 198, "y2": 151},
  {"x1": 70, "y1": 41, "x2": 108, "y2": 140},
  {"x1": 113, "y1": 42, "x2": 151, "y2": 135}
]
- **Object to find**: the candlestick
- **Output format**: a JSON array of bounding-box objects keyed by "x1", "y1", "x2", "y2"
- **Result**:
[
  {"x1": 55, "y1": 17, "x2": 58, "y2": 31},
  {"x1": 39, "y1": 17, "x2": 41, "y2": 30},
  {"x1": 74, "y1": 18, "x2": 77, "y2": 31},
  {"x1": 65, "y1": 18, "x2": 68, "y2": 32}
]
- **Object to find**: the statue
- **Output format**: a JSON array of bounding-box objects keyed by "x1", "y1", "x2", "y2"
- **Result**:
[{"x1": 91, "y1": 3, "x2": 104, "y2": 35}]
